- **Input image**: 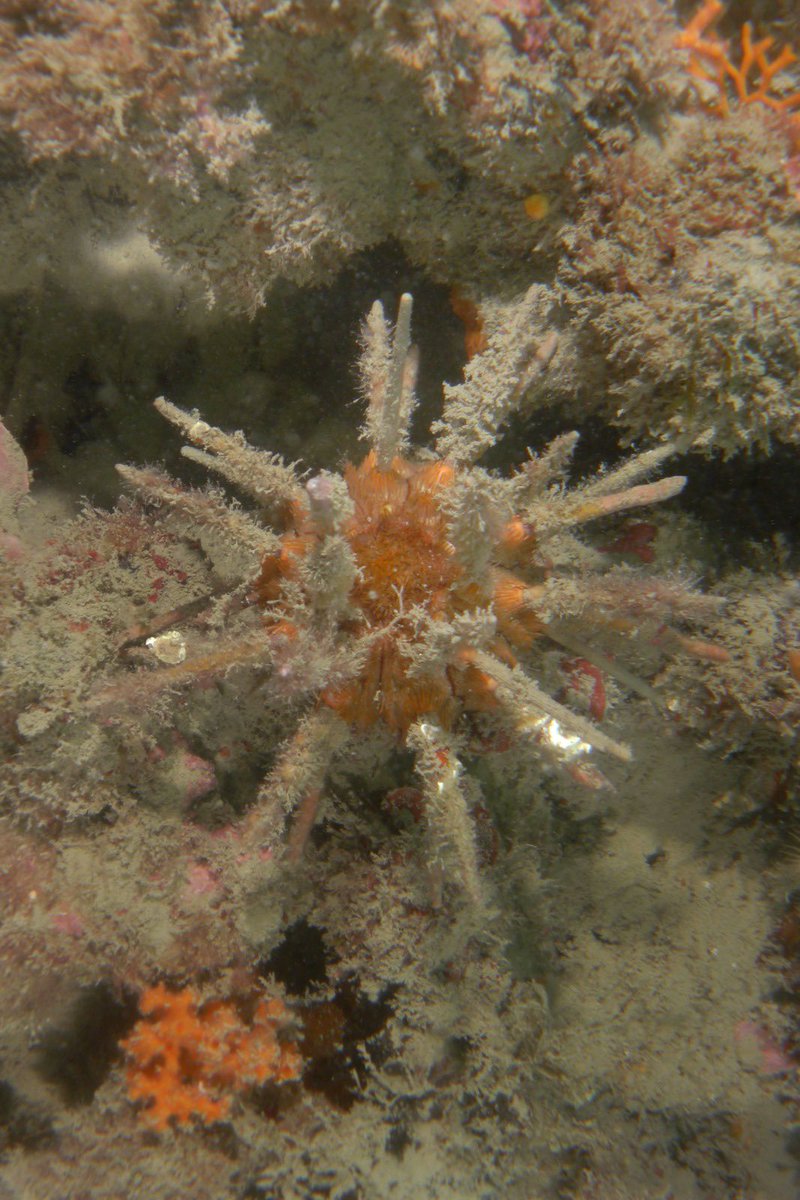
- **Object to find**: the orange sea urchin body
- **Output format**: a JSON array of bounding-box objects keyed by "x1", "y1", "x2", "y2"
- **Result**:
[{"x1": 255, "y1": 449, "x2": 542, "y2": 739}]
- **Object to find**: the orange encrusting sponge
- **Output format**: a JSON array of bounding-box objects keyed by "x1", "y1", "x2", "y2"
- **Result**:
[{"x1": 121, "y1": 983, "x2": 302, "y2": 1130}]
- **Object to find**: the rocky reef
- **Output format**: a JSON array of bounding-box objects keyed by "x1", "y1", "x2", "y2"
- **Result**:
[{"x1": 0, "y1": 3, "x2": 799, "y2": 1198}]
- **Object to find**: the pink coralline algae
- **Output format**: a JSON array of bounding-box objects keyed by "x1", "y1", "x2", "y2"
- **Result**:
[{"x1": 490, "y1": 0, "x2": 549, "y2": 63}]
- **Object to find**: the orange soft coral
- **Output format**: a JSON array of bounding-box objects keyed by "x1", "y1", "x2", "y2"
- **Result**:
[{"x1": 122, "y1": 983, "x2": 301, "y2": 1130}]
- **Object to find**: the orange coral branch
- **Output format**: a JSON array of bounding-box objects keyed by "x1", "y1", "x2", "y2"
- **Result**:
[{"x1": 677, "y1": 1, "x2": 800, "y2": 119}]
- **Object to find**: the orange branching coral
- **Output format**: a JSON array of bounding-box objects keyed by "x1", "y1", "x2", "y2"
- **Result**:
[
  {"x1": 677, "y1": 0, "x2": 800, "y2": 122},
  {"x1": 122, "y1": 983, "x2": 301, "y2": 1130}
]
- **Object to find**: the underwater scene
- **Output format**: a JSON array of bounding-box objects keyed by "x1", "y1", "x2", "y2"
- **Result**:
[{"x1": 0, "y1": 2, "x2": 799, "y2": 1197}]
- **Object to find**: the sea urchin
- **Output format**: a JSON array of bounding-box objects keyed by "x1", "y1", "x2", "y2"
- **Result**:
[{"x1": 118, "y1": 292, "x2": 713, "y2": 902}]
